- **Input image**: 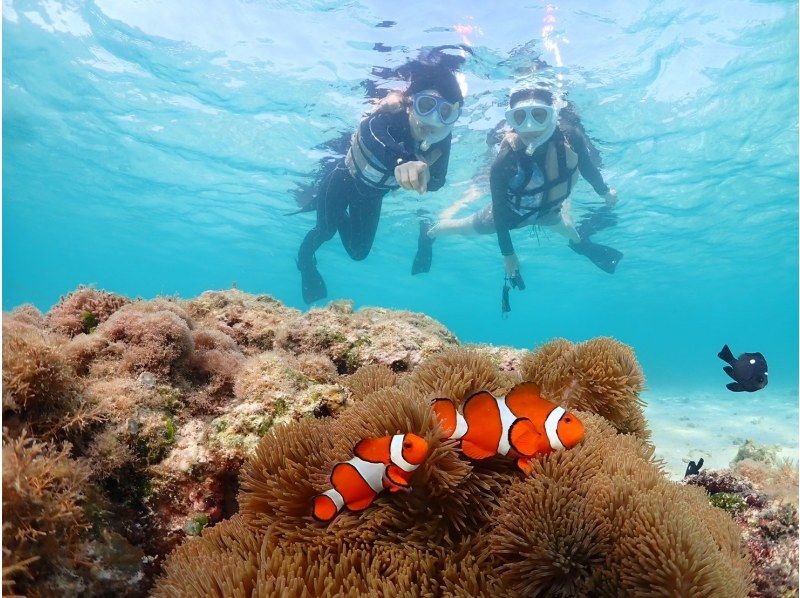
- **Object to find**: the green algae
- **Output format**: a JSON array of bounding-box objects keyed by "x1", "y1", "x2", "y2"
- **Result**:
[
  {"x1": 184, "y1": 514, "x2": 209, "y2": 536},
  {"x1": 81, "y1": 310, "x2": 98, "y2": 333},
  {"x1": 709, "y1": 492, "x2": 747, "y2": 514},
  {"x1": 272, "y1": 397, "x2": 288, "y2": 418}
]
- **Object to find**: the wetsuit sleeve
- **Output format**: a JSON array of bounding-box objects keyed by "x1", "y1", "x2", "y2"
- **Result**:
[
  {"x1": 362, "y1": 110, "x2": 417, "y2": 168},
  {"x1": 564, "y1": 126, "x2": 610, "y2": 196},
  {"x1": 490, "y1": 142, "x2": 519, "y2": 257},
  {"x1": 426, "y1": 136, "x2": 451, "y2": 192}
]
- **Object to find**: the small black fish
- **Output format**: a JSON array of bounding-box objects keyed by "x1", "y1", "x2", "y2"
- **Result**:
[
  {"x1": 684, "y1": 458, "x2": 704, "y2": 478},
  {"x1": 717, "y1": 344, "x2": 768, "y2": 392}
]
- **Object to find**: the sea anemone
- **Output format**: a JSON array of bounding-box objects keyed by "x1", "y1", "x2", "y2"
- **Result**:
[
  {"x1": 479, "y1": 412, "x2": 751, "y2": 596},
  {"x1": 519, "y1": 337, "x2": 649, "y2": 440},
  {"x1": 342, "y1": 364, "x2": 398, "y2": 402},
  {"x1": 155, "y1": 348, "x2": 752, "y2": 597}
]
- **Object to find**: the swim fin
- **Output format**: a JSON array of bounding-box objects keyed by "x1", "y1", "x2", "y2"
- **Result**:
[
  {"x1": 297, "y1": 258, "x2": 327, "y2": 304},
  {"x1": 569, "y1": 240, "x2": 623, "y2": 274},
  {"x1": 412, "y1": 220, "x2": 434, "y2": 275},
  {"x1": 576, "y1": 206, "x2": 618, "y2": 239}
]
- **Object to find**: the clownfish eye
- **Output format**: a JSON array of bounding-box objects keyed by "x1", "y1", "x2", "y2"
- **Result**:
[
  {"x1": 564, "y1": 417, "x2": 572, "y2": 423},
  {"x1": 403, "y1": 442, "x2": 412, "y2": 449}
]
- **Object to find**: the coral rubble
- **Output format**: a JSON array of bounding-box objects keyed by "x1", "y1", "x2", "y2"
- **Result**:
[{"x1": 1, "y1": 286, "x2": 792, "y2": 597}]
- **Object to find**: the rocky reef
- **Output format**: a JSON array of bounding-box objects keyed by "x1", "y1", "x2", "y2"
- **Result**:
[
  {"x1": 2, "y1": 287, "x2": 797, "y2": 597},
  {"x1": 686, "y1": 443, "x2": 799, "y2": 598}
]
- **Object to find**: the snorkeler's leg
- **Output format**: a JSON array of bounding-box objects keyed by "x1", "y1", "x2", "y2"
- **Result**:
[
  {"x1": 559, "y1": 205, "x2": 624, "y2": 274},
  {"x1": 297, "y1": 166, "x2": 349, "y2": 303},
  {"x1": 413, "y1": 204, "x2": 496, "y2": 275},
  {"x1": 412, "y1": 218, "x2": 434, "y2": 275},
  {"x1": 338, "y1": 189, "x2": 383, "y2": 261},
  {"x1": 549, "y1": 201, "x2": 582, "y2": 243},
  {"x1": 429, "y1": 203, "x2": 497, "y2": 238}
]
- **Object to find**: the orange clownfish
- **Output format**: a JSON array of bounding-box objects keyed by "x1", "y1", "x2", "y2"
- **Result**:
[
  {"x1": 432, "y1": 382, "x2": 584, "y2": 474},
  {"x1": 311, "y1": 433, "x2": 429, "y2": 522}
]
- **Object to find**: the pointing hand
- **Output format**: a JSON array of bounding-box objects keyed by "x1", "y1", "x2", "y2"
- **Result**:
[{"x1": 395, "y1": 161, "x2": 430, "y2": 194}]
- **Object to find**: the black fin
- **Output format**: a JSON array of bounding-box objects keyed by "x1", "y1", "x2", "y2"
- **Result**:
[
  {"x1": 726, "y1": 382, "x2": 745, "y2": 392},
  {"x1": 297, "y1": 259, "x2": 327, "y2": 304},
  {"x1": 569, "y1": 240, "x2": 623, "y2": 274},
  {"x1": 718, "y1": 344, "x2": 736, "y2": 365},
  {"x1": 723, "y1": 366, "x2": 736, "y2": 380},
  {"x1": 411, "y1": 220, "x2": 434, "y2": 275},
  {"x1": 575, "y1": 206, "x2": 617, "y2": 240}
]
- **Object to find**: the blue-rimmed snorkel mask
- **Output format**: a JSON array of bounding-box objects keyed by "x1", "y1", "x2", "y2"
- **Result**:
[{"x1": 413, "y1": 92, "x2": 462, "y2": 126}]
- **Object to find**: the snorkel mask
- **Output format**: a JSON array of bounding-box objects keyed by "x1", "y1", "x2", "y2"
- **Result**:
[
  {"x1": 411, "y1": 91, "x2": 461, "y2": 150},
  {"x1": 505, "y1": 100, "x2": 557, "y2": 154},
  {"x1": 413, "y1": 92, "x2": 461, "y2": 125}
]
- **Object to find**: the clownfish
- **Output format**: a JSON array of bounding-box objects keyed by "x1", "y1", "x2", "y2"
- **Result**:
[
  {"x1": 432, "y1": 382, "x2": 584, "y2": 474},
  {"x1": 311, "y1": 433, "x2": 429, "y2": 522}
]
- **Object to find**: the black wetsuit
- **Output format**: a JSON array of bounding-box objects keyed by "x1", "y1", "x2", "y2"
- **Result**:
[
  {"x1": 484, "y1": 125, "x2": 609, "y2": 257},
  {"x1": 297, "y1": 109, "x2": 451, "y2": 267}
]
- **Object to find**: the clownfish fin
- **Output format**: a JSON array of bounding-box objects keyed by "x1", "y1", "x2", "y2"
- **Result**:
[
  {"x1": 346, "y1": 492, "x2": 377, "y2": 511},
  {"x1": 385, "y1": 463, "x2": 411, "y2": 488},
  {"x1": 460, "y1": 391, "x2": 502, "y2": 460},
  {"x1": 515, "y1": 457, "x2": 534, "y2": 475},
  {"x1": 353, "y1": 436, "x2": 391, "y2": 464},
  {"x1": 508, "y1": 418, "x2": 540, "y2": 457},
  {"x1": 311, "y1": 494, "x2": 339, "y2": 522},
  {"x1": 461, "y1": 438, "x2": 497, "y2": 460},
  {"x1": 432, "y1": 398, "x2": 458, "y2": 437},
  {"x1": 331, "y1": 462, "x2": 376, "y2": 511}
]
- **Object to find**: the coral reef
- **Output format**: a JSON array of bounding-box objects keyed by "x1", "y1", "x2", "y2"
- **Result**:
[
  {"x1": 3, "y1": 286, "x2": 792, "y2": 597},
  {"x1": 157, "y1": 350, "x2": 750, "y2": 597},
  {"x1": 45, "y1": 286, "x2": 131, "y2": 337},
  {"x1": 274, "y1": 299, "x2": 459, "y2": 373},
  {"x1": 2, "y1": 316, "x2": 103, "y2": 441},
  {"x1": 686, "y1": 441, "x2": 799, "y2": 597},
  {"x1": 1, "y1": 288, "x2": 462, "y2": 595},
  {"x1": 2, "y1": 432, "x2": 145, "y2": 596}
]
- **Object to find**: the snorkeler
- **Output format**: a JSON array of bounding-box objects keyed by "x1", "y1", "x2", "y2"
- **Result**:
[
  {"x1": 295, "y1": 53, "x2": 465, "y2": 304},
  {"x1": 415, "y1": 87, "x2": 621, "y2": 280}
]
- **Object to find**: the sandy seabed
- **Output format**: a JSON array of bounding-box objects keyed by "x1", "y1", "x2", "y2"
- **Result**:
[{"x1": 646, "y1": 389, "x2": 799, "y2": 478}]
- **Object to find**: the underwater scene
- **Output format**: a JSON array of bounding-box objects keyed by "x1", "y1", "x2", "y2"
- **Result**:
[{"x1": 3, "y1": 0, "x2": 799, "y2": 596}]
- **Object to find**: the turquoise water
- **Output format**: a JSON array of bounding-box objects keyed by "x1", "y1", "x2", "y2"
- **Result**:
[{"x1": 4, "y1": 0, "x2": 798, "y2": 400}]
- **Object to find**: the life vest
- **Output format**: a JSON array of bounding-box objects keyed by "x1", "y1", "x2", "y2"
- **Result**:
[
  {"x1": 345, "y1": 125, "x2": 400, "y2": 191},
  {"x1": 507, "y1": 130, "x2": 579, "y2": 220}
]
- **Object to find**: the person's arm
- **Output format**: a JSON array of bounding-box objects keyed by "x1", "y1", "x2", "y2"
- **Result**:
[
  {"x1": 564, "y1": 126, "x2": 611, "y2": 197},
  {"x1": 425, "y1": 136, "x2": 451, "y2": 192},
  {"x1": 490, "y1": 141, "x2": 519, "y2": 259}
]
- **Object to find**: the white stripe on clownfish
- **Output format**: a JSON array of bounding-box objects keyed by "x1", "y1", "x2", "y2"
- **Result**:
[
  {"x1": 496, "y1": 396, "x2": 518, "y2": 456},
  {"x1": 452, "y1": 411, "x2": 468, "y2": 439},
  {"x1": 322, "y1": 487, "x2": 345, "y2": 511},
  {"x1": 347, "y1": 456, "x2": 385, "y2": 494},
  {"x1": 390, "y1": 434, "x2": 418, "y2": 473},
  {"x1": 544, "y1": 406, "x2": 566, "y2": 451}
]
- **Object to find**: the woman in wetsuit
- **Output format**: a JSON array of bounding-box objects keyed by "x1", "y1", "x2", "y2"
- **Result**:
[
  {"x1": 296, "y1": 65, "x2": 463, "y2": 304},
  {"x1": 421, "y1": 88, "x2": 621, "y2": 279}
]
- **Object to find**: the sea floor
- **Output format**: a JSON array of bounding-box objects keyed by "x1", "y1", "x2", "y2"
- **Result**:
[{"x1": 645, "y1": 387, "x2": 799, "y2": 479}]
